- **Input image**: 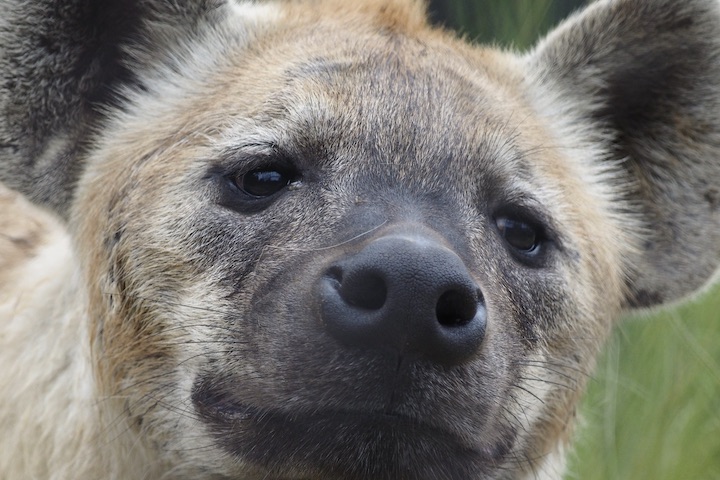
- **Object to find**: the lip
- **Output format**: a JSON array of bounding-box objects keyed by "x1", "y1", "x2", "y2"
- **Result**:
[{"x1": 192, "y1": 380, "x2": 514, "y2": 479}]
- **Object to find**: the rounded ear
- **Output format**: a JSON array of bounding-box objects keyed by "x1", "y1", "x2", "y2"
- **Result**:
[
  {"x1": 526, "y1": 0, "x2": 720, "y2": 308},
  {"x1": 0, "y1": 0, "x2": 257, "y2": 218}
]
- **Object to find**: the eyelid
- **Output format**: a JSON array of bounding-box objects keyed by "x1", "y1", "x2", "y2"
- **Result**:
[
  {"x1": 493, "y1": 204, "x2": 545, "y2": 228},
  {"x1": 235, "y1": 167, "x2": 297, "y2": 198},
  {"x1": 230, "y1": 154, "x2": 286, "y2": 175},
  {"x1": 491, "y1": 202, "x2": 565, "y2": 256},
  {"x1": 208, "y1": 150, "x2": 294, "y2": 182}
]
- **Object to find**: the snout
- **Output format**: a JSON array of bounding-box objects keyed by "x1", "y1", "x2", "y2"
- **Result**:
[
  {"x1": 317, "y1": 231, "x2": 486, "y2": 366},
  {"x1": 193, "y1": 226, "x2": 513, "y2": 479}
]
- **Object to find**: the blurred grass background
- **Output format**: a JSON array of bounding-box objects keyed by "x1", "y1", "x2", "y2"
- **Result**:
[
  {"x1": 428, "y1": 0, "x2": 583, "y2": 49},
  {"x1": 426, "y1": 1, "x2": 720, "y2": 478}
]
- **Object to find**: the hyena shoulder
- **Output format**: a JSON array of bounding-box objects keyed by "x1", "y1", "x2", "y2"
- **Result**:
[{"x1": 0, "y1": 185, "x2": 45, "y2": 282}]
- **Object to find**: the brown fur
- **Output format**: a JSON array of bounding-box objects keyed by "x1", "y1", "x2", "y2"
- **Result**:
[{"x1": 1, "y1": 0, "x2": 720, "y2": 478}]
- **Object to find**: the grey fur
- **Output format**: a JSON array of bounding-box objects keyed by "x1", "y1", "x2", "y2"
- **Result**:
[
  {"x1": 0, "y1": 0, "x2": 221, "y2": 214},
  {"x1": 1, "y1": 0, "x2": 720, "y2": 478},
  {"x1": 529, "y1": 0, "x2": 720, "y2": 307}
]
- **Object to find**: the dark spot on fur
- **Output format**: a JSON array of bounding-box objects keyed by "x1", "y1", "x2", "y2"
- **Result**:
[
  {"x1": 704, "y1": 189, "x2": 720, "y2": 211},
  {"x1": 4, "y1": 234, "x2": 37, "y2": 252},
  {"x1": 628, "y1": 288, "x2": 664, "y2": 308},
  {"x1": 0, "y1": 143, "x2": 19, "y2": 154},
  {"x1": 667, "y1": 15, "x2": 695, "y2": 32}
]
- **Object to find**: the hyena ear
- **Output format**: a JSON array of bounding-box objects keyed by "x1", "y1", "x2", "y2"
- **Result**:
[
  {"x1": 526, "y1": 0, "x2": 720, "y2": 308},
  {"x1": 0, "y1": 0, "x2": 262, "y2": 218}
]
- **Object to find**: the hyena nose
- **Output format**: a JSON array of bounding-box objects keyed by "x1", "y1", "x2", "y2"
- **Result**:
[{"x1": 318, "y1": 234, "x2": 486, "y2": 366}]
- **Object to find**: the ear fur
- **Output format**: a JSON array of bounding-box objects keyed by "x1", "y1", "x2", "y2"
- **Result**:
[
  {"x1": 0, "y1": 0, "x2": 226, "y2": 216},
  {"x1": 527, "y1": 0, "x2": 720, "y2": 308}
]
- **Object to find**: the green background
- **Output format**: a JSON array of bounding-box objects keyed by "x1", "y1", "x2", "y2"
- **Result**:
[{"x1": 426, "y1": 1, "x2": 720, "y2": 478}]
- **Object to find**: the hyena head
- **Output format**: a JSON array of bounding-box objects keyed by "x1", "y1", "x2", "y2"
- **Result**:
[{"x1": 2, "y1": 0, "x2": 720, "y2": 478}]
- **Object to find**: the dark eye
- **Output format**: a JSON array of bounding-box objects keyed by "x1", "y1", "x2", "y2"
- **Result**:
[
  {"x1": 495, "y1": 216, "x2": 542, "y2": 255},
  {"x1": 235, "y1": 166, "x2": 296, "y2": 198}
]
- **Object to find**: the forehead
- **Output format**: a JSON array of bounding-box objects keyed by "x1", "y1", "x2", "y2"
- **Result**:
[
  {"x1": 212, "y1": 29, "x2": 547, "y2": 190},
  {"x1": 250, "y1": 34, "x2": 519, "y2": 130}
]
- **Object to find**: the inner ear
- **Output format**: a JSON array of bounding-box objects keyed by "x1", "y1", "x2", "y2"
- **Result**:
[
  {"x1": 598, "y1": 34, "x2": 714, "y2": 162},
  {"x1": 527, "y1": 0, "x2": 720, "y2": 309},
  {"x1": 604, "y1": 54, "x2": 690, "y2": 140}
]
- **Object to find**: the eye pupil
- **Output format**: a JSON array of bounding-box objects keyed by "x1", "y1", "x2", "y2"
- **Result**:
[
  {"x1": 239, "y1": 168, "x2": 292, "y2": 197},
  {"x1": 496, "y1": 217, "x2": 539, "y2": 253}
]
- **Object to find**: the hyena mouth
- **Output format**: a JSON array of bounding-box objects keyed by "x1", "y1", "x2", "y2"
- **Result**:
[
  {"x1": 187, "y1": 227, "x2": 519, "y2": 477},
  {"x1": 191, "y1": 377, "x2": 516, "y2": 479}
]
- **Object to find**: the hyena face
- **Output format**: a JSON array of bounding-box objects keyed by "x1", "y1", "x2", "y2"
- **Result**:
[
  {"x1": 2, "y1": 0, "x2": 720, "y2": 479},
  {"x1": 74, "y1": 16, "x2": 629, "y2": 477}
]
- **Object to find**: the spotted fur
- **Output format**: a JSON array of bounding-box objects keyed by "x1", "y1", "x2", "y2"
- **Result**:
[{"x1": 1, "y1": 0, "x2": 719, "y2": 478}]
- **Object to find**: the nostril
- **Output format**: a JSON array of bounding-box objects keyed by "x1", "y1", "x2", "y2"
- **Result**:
[
  {"x1": 319, "y1": 234, "x2": 487, "y2": 366},
  {"x1": 340, "y1": 272, "x2": 387, "y2": 311},
  {"x1": 326, "y1": 266, "x2": 343, "y2": 284},
  {"x1": 435, "y1": 289, "x2": 480, "y2": 327}
]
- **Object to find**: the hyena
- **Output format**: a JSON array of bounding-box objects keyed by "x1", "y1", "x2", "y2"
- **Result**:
[{"x1": 1, "y1": 0, "x2": 719, "y2": 478}]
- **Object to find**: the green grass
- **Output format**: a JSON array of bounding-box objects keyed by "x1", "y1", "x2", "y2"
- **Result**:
[
  {"x1": 566, "y1": 286, "x2": 720, "y2": 479},
  {"x1": 431, "y1": 0, "x2": 586, "y2": 50}
]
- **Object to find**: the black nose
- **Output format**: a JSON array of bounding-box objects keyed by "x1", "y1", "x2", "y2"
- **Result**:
[{"x1": 318, "y1": 234, "x2": 486, "y2": 366}]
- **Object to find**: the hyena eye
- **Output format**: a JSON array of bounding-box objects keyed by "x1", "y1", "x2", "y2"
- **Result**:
[
  {"x1": 236, "y1": 165, "x2": 297, "y2": 198},
  {"x1": 495, "y1": 216, "x2": 542, "y2": 255}
]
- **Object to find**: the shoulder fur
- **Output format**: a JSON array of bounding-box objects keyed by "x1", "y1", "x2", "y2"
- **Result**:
[{"x1": 0, "y1": 184, "x2": 54, "y2": 286}]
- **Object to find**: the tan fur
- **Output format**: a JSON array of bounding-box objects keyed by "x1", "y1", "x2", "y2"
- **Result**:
[
  {"x1": 0, "y1": 185, "x2": 46, "y2": 283},
  {"x1": 2, "y1": 0, "x2": 720, "y2": 478}
]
